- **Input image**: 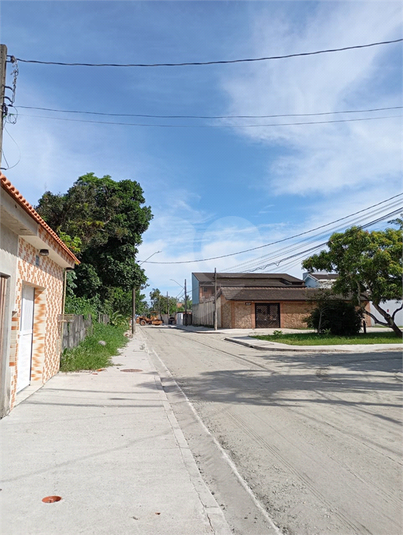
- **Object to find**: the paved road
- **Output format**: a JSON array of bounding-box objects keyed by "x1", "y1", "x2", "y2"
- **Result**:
[{"x1": 142, "y1": 326, "x2": 402, "y2": 535}]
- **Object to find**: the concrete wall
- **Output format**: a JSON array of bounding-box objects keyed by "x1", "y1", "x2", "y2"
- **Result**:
[
  {"x1": 62, "y1": 315, "x2": 93, "y2": 350},
  {"x1": 370, "y1": 300, "x2": 403, "y2": 327},
  {"x1": 0, "y1": 224, "x2": 19, "y2": 417},
  {"x1": 192, "y1": 274, "x2": 199, "y2": 305}
]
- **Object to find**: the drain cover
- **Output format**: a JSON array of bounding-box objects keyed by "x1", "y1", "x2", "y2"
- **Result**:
[
  {"x1": 120, "y1": 369, "x2": 143, "y2": 373},
  {"x1": 42, "y1": 496, "x2": 62, "y2": 503}
]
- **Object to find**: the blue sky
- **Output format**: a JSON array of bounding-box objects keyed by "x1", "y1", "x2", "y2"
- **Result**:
[{"x1": 1, "y1": 1, "x2": 402, "y2": 303}]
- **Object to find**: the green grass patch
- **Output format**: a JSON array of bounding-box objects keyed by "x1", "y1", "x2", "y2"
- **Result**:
[
  {"x1": 252, "y1": 331, "x2": 402, "y2": 346},
  {"x1": 60, "y1": 322, "x2": 129, "y2": 372}
]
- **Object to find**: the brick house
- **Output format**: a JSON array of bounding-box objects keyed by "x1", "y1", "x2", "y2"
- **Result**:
[
  {"x1": 192, "y1": 272, "x2": 371, "y2": 330},
  {"x1": 192, "y1": 272, "x2": 320, "y2": 329},
  {"x1": 0, "y1": 173, "x2": 79, "y2": 417}
]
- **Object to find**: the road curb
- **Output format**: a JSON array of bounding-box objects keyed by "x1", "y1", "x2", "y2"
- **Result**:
[{"x1": 225, "y1": 337, "x2": 403, "y2": 353}]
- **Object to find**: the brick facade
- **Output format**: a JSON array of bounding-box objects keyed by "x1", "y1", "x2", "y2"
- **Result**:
[
  {"x1": 1, "y1": 173, "x2": 79, "y2": 415},
  {"x1": 280, "y1": 301, "x2": 315, "y2": 329},
  {"x1": 8, "y1": 238, "x2": 64, "y2": 409},
  {"x1": 233, "y1": 301, "x2": 253, "y2": 329}
]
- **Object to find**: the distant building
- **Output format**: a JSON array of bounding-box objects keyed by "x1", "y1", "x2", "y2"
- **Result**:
[
  {"x1": 192, "y1": 272, "x2": 322, "y2": 329},
  {"x1": 303, "y1": 272, "x2": 338, "y2": 288}
]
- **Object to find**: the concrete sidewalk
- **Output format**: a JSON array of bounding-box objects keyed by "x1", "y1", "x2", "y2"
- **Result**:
[{"x1": 0, "y1": 335, "x2": 231, "y2": 535}]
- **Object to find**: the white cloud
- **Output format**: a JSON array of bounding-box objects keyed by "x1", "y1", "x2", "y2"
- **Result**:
[{"x1": 221, "y1": 1, "x2": 403, "y2": 196}]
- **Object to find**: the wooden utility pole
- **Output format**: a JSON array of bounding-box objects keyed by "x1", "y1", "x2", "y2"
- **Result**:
[
  {"x1": 0, "y1": 44, "x2": 7, "y2": 167},
  {"x1": 184, "y1": 279, "x2": 188, "y2": 326},
  {"x1": 132, "y1": 287, "x2": 136, "y2": 335},
  {"x1": 214, "y1": 268, "x2": 218, "y2": 330}
]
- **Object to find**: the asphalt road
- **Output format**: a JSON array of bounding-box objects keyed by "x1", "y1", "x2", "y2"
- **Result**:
[{"x1": 142, "y1": 326, "x2": 402, "y2": 535}]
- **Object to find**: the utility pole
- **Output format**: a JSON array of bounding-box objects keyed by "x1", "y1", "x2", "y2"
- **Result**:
[
  {"x1": 184, "y1": 279, "x2": 188, "y2": 326},
  {"x1": 132, "y1": 288, "x2": 136, "y2": 335},
  {"x1": 214, "y1": 268, "x2": 218, "y2": 331},
  {"x1": 0, "y1": 44, "x2": 7, "y2": 167},
  {"x1": 166, "y1": 291, "x2": 169, "y2": 317}
]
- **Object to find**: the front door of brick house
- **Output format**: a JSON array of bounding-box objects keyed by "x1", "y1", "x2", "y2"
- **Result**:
[
  {"x1": 255, "y1": 303, "x2": 280, "y2": 328},
  {"x1": 16, "y1": 285, "x2": 35, "y2": 392}
]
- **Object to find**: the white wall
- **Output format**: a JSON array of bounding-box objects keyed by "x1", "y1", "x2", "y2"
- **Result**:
[{"x1": 370, "y1": 301, "x2": 403, "y2": 327}]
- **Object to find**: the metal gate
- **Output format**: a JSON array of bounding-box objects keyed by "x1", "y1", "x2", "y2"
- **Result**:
[{"x1": 255, "y1": 303, "x2": 280, "y2": 328}]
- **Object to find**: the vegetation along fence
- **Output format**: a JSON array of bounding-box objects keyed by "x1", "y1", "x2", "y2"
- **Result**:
[{"x1": 62, "y1": 314, "x2": 94, "y2": 350}]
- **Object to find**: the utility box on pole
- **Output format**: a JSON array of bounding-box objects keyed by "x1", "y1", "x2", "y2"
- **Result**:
[{"x1": 0, "y1": 44, "x2": 7, "y2": 167}]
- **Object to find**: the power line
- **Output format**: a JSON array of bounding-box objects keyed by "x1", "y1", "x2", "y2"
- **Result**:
[
  {"x1": 232, "y1": 205, "x2": 403, "y2": 273},
  {"x1": 224, "y1": 198, "x2": 403, "y2": 273},
  {"x1": 16, "y1": 112, "x2": 402, "y2": 128},
  {"x1": 10, "y1": 38, "x2": 403, "y2": 68},
  {"x1": 16, "y1": 104, "x2": 403, "y2": 120},
  {"x1": 243, "y1": 207, "x2": 402, "y2": 273},
  {"x1": 139, "y1": 193, "x2": 403, "y2": 264}
]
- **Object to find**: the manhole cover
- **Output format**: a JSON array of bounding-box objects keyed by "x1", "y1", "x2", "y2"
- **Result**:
[
  {"x1": 42, "y1": 496, "x2": 62, "y2": 503},
  {"x1": 120, "y1": 369, "x2": 143, "y2": 373}
]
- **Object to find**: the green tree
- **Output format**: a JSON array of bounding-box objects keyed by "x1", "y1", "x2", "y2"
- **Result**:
[
  {"x1": 303, "y1": 225, "x2": 402, "y2": 337},
  {"x1": 36, "y1": 173, "x2": 152, "y2": 315},
  {"x1": 149, "y1": 288, "x2": 178, "y2": 316},
  {"x1": 306, "y1": 299, "x2": 363, "y2": 335}
]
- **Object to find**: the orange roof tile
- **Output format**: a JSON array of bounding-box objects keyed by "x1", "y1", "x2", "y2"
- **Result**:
[{"x1": 1, "y1": 172, "x2": 79, "y2": 265}]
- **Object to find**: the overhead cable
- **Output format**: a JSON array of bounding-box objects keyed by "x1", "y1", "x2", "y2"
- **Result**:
[
  {"x1": 139, "y1": 193, "x2": 403, "y2": 264},
  {"x1": 16, "y1": 104, "x2": 403, "y2": 120},
  {"x1": 224, "y1": 198, "x2": 403, "y2": 272},
  {"x1": 242, "y1": 207, "x2": 402, "y2": 273},
  {"x1": 10, "y1": 38, "x2": 403, "y2": 67},
  {"x1": 16, "y1": 112, "x2": 402, "y2": 128}
]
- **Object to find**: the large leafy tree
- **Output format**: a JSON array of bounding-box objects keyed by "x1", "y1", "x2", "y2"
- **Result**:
[
  {"x1": 302, "y1": 225, "x2": 402, "y2": 337},
  {"x1": 36, "y1": 173, "x2": 152, "y2": 314}
]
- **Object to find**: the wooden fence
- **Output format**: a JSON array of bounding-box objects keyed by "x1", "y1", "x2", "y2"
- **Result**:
[{"x1": 192, "y1": 301, "x2": 216, "y2": 327}]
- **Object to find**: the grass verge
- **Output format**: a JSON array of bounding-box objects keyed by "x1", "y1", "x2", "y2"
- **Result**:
[
  {"x1": 60, "y1": 322, "x2": 129, "y2": 372},
  {"x1": 252, "y1": 331, "x2": 402, "y2": 346}
]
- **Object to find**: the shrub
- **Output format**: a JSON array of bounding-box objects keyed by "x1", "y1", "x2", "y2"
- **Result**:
[{"x1": 306, "y1": 300, "x2": 363, "y2": 336}]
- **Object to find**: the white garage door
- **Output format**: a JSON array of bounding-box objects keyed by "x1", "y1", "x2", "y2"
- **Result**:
[{"x1": 16, "y1": 285, "x2": 35, "y2": 393}]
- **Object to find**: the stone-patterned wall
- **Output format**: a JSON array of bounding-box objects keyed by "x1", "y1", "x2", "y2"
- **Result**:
[
  {"x1": 280, "y1": 301, "x2": 315, "y2": 329},
  {"x1": 233, "y1": 302, "x2": 253, "y2": 329},
  {"x1": 220, "y1": 297, "x2": 232, "y2": 329},
  {"x1": 9, "y1": 238, "x2": 64, "y2": 409}
]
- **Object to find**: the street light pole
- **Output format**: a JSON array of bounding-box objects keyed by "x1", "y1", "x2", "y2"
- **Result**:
[{"x1": 132, "y1": 250, "x2": 161, "y2": 335}]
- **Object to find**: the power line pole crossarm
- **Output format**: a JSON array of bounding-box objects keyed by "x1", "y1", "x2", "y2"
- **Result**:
[{"x1": 0, "y1": 44, "x2": 7, "y2": 167}]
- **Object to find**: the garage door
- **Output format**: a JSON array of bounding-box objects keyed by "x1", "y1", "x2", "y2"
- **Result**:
[{"x1": 16, "y1": 286, "x2": 35, "y2": 393}]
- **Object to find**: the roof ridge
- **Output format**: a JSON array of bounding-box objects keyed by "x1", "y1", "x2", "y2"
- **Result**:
[{"x1": 1, "y1": 173, "x2": 79, "y2": 264}]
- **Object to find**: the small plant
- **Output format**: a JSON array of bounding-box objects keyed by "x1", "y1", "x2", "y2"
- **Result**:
[{"x1": 272, "y1": 330, "x2": 283, "y2": 336}]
